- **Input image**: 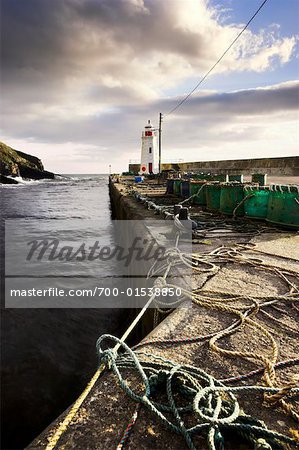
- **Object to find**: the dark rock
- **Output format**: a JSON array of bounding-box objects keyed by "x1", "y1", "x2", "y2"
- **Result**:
[
  {"x1": 0, "y1": 174, "x2": 19, "y2": 184},
  {"x1": 0, "y1": 141, "x2": 55, "y2": 181},
  {"x1": 15, "y1": 149, "x2": 44, "y2": 171},
  {"x1": 18, "y1": 165, "x2": 54, "y2": 180}
]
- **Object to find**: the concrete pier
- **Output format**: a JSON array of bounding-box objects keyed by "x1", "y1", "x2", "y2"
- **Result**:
[{"x1": 28, "y1": 177, "x2": 299, "y2": 450}]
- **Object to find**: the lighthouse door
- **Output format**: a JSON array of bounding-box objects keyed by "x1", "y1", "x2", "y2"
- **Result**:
[{"x1": 149, "y1": 162, "x2": 153, "y2": 173}]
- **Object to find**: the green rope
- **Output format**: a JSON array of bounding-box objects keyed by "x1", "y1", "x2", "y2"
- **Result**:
[{"x1": 96, "y1": 334, "x2": 298, "y2": 450}]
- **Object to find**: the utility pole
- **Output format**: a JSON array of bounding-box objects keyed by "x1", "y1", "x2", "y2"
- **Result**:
[{"x1": 158, "y1": 112, "x2": 163, "y2": 173}]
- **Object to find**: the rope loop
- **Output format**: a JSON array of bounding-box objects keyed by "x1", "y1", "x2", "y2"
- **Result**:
[
  {"x1": 193, "y1": 385, "x2": 240, "y2": 425},
  {"x1": 96, "y1": 335, "x2": 299, "y2": 450},
  {"x1": 264, "y1": 375, "x2": 299, "y2": 405},
  {"x1": 154, "y1": 276, "x2": 167, "y2": 289},
  {"x1": 254, "y1": 438, "x2": 272, "y2": 449}
]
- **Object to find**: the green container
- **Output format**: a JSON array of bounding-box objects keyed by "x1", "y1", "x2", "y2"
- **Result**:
[
  {"x1": 266, "y1": 185, "x2": 299, "y2": 230},
  {"x1": 166, "y1": 179, "x2": 174, "y2": 194},
  {"x1": 180, "y1": 180, "x2": 190, "y2": 198},
  {"x1": 189, "y1": 181, "x2": 206, "y2": 206},
  {"x1": 252, "y1": 173, "x2": 267, "y2": 186},
  {"x1": 173, "y1": 179, "x2": 182, "y2": 196},
  {"x1": 228, "y1": 174, "x2": 243, "y2": 182},
  {"x1": 192, "y1": 173, "x2": 210, "y2": 180},
  {"x1": 206, "y1": 184, "x2": 221, "y2": 211},
  {"x1": 210, "y1": 174, "x2": 228, "y2": 182},
  {"x1": 244, "y1": 187, "x2": 270, "y2": 219},
  {"x1": 220, "y1": 184, "x2": 245, "y2": 216}
]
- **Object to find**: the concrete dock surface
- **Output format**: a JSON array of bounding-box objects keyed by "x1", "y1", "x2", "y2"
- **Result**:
[{"x1": 28, "y1": 178, "x2": 299, "y2": 450}]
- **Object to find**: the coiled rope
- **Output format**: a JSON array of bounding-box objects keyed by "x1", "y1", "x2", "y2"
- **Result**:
[{"x1": 97, "y1": 334, "x2": 299, "y2": 450}]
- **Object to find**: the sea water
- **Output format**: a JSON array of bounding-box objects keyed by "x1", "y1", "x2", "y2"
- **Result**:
[{"x1": 0, "y1": 175, "x2": 130, "y2": 449}]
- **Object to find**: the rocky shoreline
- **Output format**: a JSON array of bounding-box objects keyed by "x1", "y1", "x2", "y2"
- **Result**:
[{"x1": 0, "y1": 141, "x2": 55, "y2": 183}]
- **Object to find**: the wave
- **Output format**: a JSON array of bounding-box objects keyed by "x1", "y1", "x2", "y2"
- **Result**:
[
  {"x1": 0, "y1": 176, "x2": 45, "y2": 186},
  {"x1": 17, "y1": 176, "x2": 45, "y2": 184},
  {"x1": 66, "y1": 175, "x2": 107, "y2": 182},
  {"x1": 54, "y1": 174, "x2": 72, "y2": 181},
  {"x1": 1, "y1": 173, "x2": 108, "y2": 187}
]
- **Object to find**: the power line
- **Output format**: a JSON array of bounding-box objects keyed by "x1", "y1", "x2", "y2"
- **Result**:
[{"x1": 165, "y1": 0, "x2": 269, "y2": 117}]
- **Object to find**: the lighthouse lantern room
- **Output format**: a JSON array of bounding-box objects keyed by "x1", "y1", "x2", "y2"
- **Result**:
[{"x1": 139, "y1": 120, "x2": 159, "y2": 175}]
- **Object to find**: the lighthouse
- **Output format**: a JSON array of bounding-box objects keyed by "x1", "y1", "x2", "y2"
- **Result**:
[{"x1": 139, "y1": 120, "x2": 159, "y2": 175}]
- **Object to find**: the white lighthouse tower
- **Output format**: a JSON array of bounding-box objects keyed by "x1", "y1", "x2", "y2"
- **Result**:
[{"x1": 139, "y1": 120, "x2": 159, "y2": 175}]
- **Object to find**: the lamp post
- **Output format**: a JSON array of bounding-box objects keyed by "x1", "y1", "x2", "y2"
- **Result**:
[{"x1": 158, "y1": 112, "x2": 163, "y2": 173}]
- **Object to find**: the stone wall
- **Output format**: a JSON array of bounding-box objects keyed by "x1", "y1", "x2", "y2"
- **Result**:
[{"x1": 129, "y1": 156, "x2": 299, "y2": 176}]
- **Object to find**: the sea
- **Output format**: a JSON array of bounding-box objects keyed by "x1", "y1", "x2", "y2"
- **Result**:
[{"x1": 0, "y1": 175, "x2": 132, "y2": 449}]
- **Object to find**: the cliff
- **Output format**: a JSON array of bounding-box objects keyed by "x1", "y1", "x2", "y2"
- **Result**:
[{"x1": 0, "y1": 141, "x2": 55, "y2": 183}]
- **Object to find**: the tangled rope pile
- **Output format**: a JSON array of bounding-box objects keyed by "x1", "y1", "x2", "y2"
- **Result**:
[
  {"x1": 144, "y1": 230, "x2": 299, "y2": 425},
  {"x1": 97, "y1": 334, "x2": 299, "y2": 450},
  {"x1": 117, "y1": 184, "x2": 299, "y2": 447}
]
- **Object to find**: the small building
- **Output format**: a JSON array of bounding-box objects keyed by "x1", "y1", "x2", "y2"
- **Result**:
[{"x1": 139, "y1": 120, "x2": 159, "y2": 175}]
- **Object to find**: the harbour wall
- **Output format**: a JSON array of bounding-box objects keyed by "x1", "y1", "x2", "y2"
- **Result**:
[
  {"x1": 129, "y1": 155, "x2": 299, "y2": 175},
  {"x1": 109, "y1": 178, "x2": 170, "y2": 338}
]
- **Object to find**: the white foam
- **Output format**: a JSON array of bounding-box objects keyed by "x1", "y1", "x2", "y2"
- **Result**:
[
  {"x1": 10, "y1": 176, "x2": 42, "y2": 184},
  {"x1": 2, "y1": 176, "x2": 53, "y2": 185}
]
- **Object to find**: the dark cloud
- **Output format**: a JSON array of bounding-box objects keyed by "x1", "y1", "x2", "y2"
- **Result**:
[
  {"x1": 1, "y1": 0, "x2": 295, "y2": 90},
  {"x1": 0, "y1": 0, "x2": 298, "y2": 172},
  {"x1": 1, "y1": 0, "x2": 203, "y2": 78},
  {"x1": 160, "y1": 81, "x2": 299, "y2": 117}
]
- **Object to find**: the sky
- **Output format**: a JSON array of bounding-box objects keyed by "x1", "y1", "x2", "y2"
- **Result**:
[{"x1": 1, "y1": 0, "x2": 298, "y2": 174}]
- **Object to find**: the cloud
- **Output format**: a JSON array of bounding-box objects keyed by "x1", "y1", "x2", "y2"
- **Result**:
[
  {"x1": 0, "y1": 0, "x2": 298, "y2": 172},
  {"x1": 161, "y1": 80, "x2": 299, "y2": 117},
  {"x1": 2, "y1": 80, "x2": 298, "y2": 172},
  {"x1": 1, "y1": 0, "x2": 297, "y2": 98}
]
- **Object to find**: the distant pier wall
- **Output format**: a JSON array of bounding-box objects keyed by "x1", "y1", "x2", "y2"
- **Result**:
[{"x1": 129, "y1": 156, "x2": 299, "y2": 176}]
